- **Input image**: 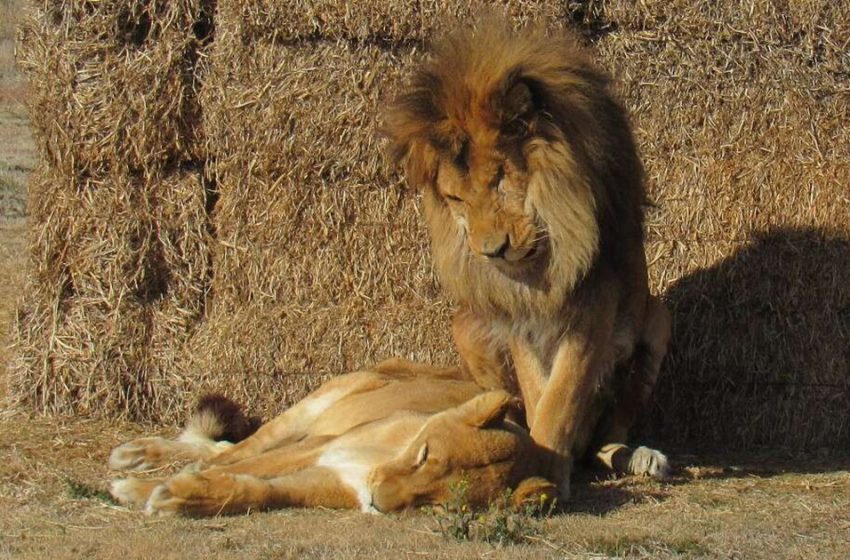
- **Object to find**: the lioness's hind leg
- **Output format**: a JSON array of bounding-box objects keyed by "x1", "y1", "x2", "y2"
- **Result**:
[
  {"x1": 207, "y1": 372, "x2": 390, "y2": 467},
  {"x1": 595, "y1": 443, "x2": 669, "y2": 479}
]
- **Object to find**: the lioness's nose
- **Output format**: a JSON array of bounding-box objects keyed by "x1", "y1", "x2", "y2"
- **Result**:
[{"x1": 480, "y1": 235, "x2": 510, "y2": 259}]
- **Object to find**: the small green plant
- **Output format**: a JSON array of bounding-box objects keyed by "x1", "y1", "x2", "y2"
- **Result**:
[
  {"x1": 64, "y1": 478, "x2": 117, "y2": 505},
  {"x1": 428, "y1": 478, "x2": 475, "y2": 541},
  {"x1": 428, "y1": 478, "x2": 557, "y2": 546}
]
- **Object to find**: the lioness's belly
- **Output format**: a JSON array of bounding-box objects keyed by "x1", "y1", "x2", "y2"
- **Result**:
[{"x1": 308, "y1": 378, "x2": 482, "y2": 436}]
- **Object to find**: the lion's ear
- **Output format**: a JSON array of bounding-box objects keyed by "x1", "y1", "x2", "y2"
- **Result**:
[
  {"x1": 499, "y1": 76, "x2": 538, "y2": 139},
  {"x1": 504, "y1": 80, "x2": 535, "y2": 119},
  {"x1": 454, "y1": 391, "x2": 518, "y2": 429},
  {"x1": 402, "y1": 139, "x2": 439, "y2": 190}
]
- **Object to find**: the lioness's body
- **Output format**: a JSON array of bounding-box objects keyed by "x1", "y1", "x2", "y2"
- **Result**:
[
  {"x1": 385, "y1": 23, "x2": 671, "y2": 496},
  {"x1": 109, "y1": 360, "x2": 554, "y2": 516}
]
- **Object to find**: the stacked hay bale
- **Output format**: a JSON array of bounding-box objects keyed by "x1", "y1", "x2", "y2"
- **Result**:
[
  {"x1": 12, "y1": 1, "x2": 214, "y2": 418},
  {"x1": 11, "y1": 1, "x2": 848, "y2": 449},
  {"x1": 591, "y1": 0, "x2": 849, "y2": 448}
]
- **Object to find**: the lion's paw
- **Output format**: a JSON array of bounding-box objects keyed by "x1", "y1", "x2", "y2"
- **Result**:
[{"x1": 628, "y1": 446, "x2": 670, "y2": 479}]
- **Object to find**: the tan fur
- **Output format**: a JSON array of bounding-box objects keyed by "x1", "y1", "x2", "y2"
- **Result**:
[
  {"x1": 109, "y1": 360, "x2": 557, "y2": 516},
  {"x1": 383, "y1": 22, "x2": 672, "y2": 497}
]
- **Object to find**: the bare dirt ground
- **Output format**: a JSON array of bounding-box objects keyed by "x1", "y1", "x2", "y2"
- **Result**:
[{"x1": 1, "y1": 4, "x2": 848, "y2": 558}]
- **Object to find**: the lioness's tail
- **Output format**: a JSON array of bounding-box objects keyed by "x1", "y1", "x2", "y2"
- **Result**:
[{"x1": 179, "y1": 394, "x2": 262, "y2": 446}]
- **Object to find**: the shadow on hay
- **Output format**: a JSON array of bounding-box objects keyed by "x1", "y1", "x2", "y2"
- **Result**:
[{"x1": 645, "y1": 226, "x2": 850, "y2": 455}]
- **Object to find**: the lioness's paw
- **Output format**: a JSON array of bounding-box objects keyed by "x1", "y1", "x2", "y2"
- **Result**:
[
  {"x1": 145, "y1": 483, "x2": 182, "y2": 516},
  {"x1": 512, "y1": 477, "x2": 559, "y2": 509},
  {"x1": 628, "y1": 446, "x2": 670, "y2": 479},
  {"x1": 144, "y1": 471, "x2": 237, "y2": 516},
  {"x1": 110, "y1": 477, "x2": 164, "y2": 507},
  {"x1": 109, "y1": 438, "x2": 170, "y2": 471}
]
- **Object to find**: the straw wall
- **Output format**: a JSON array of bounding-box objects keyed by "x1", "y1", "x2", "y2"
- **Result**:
[
  {"x1": 10, "y1": 1, "x2": 848, "y2": 448},
  {"x1": 12, "y1": 0, "x2": 214, "y2": 418}
]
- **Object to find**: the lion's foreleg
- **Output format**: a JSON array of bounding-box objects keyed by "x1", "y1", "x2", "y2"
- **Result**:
[
  {"x1": 635, "y1": 294, "x2": 672, "y2": 411},
  {"x1": 507, "y1": 336, "x2": 548, "y2": 423},
  {"x1": 529, "y1": 311, "x2": 616, "y2": 499},
  {"x1": 590, "y1": 296, "x2": 672, "y2": 480}
]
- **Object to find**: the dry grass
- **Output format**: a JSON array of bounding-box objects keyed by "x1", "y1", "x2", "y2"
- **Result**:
[{"x1": 0, "y1": 412, "x2": 847, "y2": 559}]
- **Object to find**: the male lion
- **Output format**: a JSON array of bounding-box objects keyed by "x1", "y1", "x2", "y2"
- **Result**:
[
  {"x1": 108, "y1": 360, "x2": 557, "y2": 515},
  {"x1": 383, "y1": 23, "x2": 672, "y2": 498}
]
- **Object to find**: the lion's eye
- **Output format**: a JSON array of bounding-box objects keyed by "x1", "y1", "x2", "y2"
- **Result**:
[
  {"x1": 453, "y1": 139, "x2": 470, "y2": 172},
  {"x1": 445, "y1": 194, "x2": 463, "y2": 203}
]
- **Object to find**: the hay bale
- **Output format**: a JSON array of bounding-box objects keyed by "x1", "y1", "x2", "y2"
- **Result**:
[
  {"x1": 10, "y1": 1, "x2": 215, "y2": 420},
  {"x1": 11, "y1": 166, "x2": 211, "y2": 419},
  {"x1": 180, "y1": 31, "x2": 456, "y2": 418},
  {"x1": 16, "y1": 0, "x2": 213, "y2": 176},
  {"x1": 219, "y1": 0, "x2": 566, "y2": 44}
]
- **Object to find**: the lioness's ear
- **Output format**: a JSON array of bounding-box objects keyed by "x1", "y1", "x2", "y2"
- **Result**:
[{"x1": 455, "y1": 390, "x2": 518, "y2": 429}]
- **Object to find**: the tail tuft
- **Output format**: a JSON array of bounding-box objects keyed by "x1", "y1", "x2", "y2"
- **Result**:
[{"x1": 180, "y1": 393, "x2": 262, "y2": 445}]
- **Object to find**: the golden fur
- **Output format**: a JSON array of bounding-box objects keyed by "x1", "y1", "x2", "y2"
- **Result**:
[
  {"x1": 384, "y1": 23, "x2": 672, "y2": 497},
  {"x1": 108, "y1": 360, "x2": 557, "y2": 515}
]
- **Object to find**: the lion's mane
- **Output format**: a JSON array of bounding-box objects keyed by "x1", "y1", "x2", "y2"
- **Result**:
[{"x1": 384, "y1": 22, "x2": 647, "y2": 324}]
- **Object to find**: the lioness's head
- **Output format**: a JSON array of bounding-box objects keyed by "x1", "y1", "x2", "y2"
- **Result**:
[
  {"x1": 368, "y1": 390, "x2": 532, "y2": 512},
  {"x1": 384, "y1": 22, "x2": 644, "y2": 302}
]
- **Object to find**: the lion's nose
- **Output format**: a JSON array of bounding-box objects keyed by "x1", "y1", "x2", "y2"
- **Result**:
[{"x1": 481, "y1": 235, "x2": 510, "y2": 259}]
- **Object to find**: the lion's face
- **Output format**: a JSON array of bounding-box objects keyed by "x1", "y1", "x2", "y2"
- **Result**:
[
  {"x1": 368, "y1": 391, "x2": 525, "y2": 512},
  {"x1": 435, "y1": 135, "x2": 546, "y2": 273},
  {"x1": 384, "y1": 24, "x2": 647, "y2": 311}
]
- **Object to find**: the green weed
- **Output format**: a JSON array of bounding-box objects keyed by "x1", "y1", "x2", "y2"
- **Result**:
[{"x1": 427, "y1": 479, "x2": 557, "y2": 546}]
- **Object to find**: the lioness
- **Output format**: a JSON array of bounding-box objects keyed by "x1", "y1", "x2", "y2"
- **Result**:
[
  {"x1": 109, "y1": 360, "x2": 557, "y2": 515},
  {"x1": 383, "y1": 23, "x2": 672, "y2": 497}
]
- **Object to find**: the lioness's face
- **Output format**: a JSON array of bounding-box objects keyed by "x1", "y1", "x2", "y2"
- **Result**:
[
  {"x1": 436, "y1": 138, "x2": 544, "y2": 272},
  {"x1": 368, "y1": 391, "x2": 524, "y2": 512}
]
